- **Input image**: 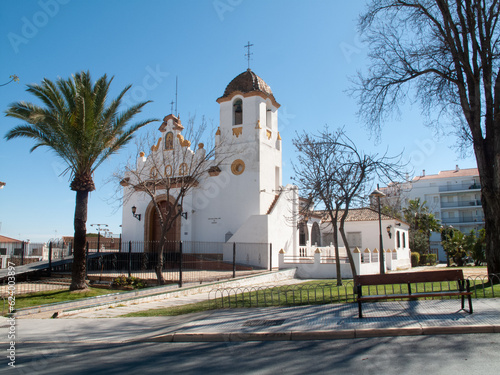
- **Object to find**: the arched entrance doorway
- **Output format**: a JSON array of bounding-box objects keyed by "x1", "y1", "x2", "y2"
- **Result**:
[
  {"x1": 145, "y1": 199, "x2": 181, "y2": 252},
  {"x1": 311, "y1": 222, "x2": 321, "y2": 247},
  {"x1": 299, "y1": 222, "x2": 309, "y2": 246}
]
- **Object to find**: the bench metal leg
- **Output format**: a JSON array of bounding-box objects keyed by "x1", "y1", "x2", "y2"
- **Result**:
[
  {"x1": 466, "y1": 280, "x2": 473, "y2": 314},
  {"x1": 459, "y1": 280, "x2": 473, "y2": 314},
  {"x1": 357, "y1": 285, "x2": 363, "y2": 318}
]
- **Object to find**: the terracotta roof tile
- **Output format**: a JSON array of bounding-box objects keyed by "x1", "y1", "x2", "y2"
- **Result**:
[
  {"x1": 318, "y1": 208, "x2": 400, "y2": 223},
  {"x1": 220, "y1": 69, "x2": 273, "y2": 98},
  {"x1": 0, "y1": 235, "x2": 22, "y2": 243},
  {"x1": 414, "y1": 168, "x2": 478, "y2": 181}
]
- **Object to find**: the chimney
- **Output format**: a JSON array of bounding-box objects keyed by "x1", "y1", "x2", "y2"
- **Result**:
[
  {"x1": 422, "y1": 169, "x2": 426, "y2": 177},
  {"x1": 456, "y1": 164, "x2": 459, "y2": 172}
]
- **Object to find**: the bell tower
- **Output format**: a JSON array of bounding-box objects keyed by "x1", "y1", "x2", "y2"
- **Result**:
[{"x1": 215, "y1": 69, "x2": 282, "y2": 215}]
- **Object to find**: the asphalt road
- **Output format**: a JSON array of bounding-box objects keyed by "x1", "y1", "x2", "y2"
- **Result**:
[{"x1": 7, "y1": 334, "x2": 499, "y2": 375}]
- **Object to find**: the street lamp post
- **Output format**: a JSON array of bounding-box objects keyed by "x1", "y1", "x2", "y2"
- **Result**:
[
  {"x1": 370, "y1": 186, "x2": 386, "y2": 275},
  {"x1": 90, "y1": 224, "x2": 108, "y2": 253}
]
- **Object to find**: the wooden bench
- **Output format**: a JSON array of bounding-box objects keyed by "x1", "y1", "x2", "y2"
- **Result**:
[{"x1": 354, "y1": 269, "x2": 473, "y2": 318}]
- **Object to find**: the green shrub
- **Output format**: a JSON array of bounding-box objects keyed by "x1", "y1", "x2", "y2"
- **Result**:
[
  {"x1": 418, "y1": 253, "x2": 437, "y2": 265},
  {"x1": 419, "y1": 254, "x2": 427, "y2": 265},
  {"x1": 426, "y1": 254, "x2": 437, "y2": 265},
  {"x1": 111, "y1": 275, "x2": 146, "y2": 289},
  {"x1": 411, "y1": 252, "x2": 420, "y2": 267}
]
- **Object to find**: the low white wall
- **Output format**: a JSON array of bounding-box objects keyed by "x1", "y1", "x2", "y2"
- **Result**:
[
  {"x1": 279, "y1": 245, "x2": 411, "y2": 278},
  {"x1": 222, "y1": 241, "x2": 269, "y2": 269}
]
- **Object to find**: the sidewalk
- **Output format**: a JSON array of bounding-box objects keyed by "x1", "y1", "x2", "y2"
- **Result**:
[{"x1": 2, "y1": 298, "x2": 499, "y2": 343}]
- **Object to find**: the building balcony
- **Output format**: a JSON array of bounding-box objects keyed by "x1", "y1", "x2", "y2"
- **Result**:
[
  {"x1": 439, "y1": 183, "x2": 480, "y2": 192},
  {"x1": 440, "y1": 200, "x2": 482, "y2": 209},
  {"x1": 441, "y1": 216, "x2": 485, "y2": 225}
]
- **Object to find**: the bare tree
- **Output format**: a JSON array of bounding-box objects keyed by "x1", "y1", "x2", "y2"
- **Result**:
[
  {"x1": 118, "y1": 115, "x2": 236, "y2": 285},
  {"x1": 352, "y1": 0, "x2": 500, "y2": 276},
  {"x1": 293, "y1": 127, "x2": 406, "y2": 281}
]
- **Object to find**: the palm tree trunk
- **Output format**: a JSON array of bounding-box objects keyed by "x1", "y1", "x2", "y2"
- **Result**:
[{"x1": 70, "y1": 190, "x2": 89, "y2": 290}]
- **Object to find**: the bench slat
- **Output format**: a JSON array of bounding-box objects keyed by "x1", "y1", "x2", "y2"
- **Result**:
[
  {"x1": 355, "y1": 270, "x2": 465, "y2": 286},
  {"x1": 358, "y1": 291, "x2": 472, "y2": 302}
]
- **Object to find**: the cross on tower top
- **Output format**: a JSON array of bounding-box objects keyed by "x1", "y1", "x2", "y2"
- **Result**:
[{"x1": 244, "y1": 41, "x2": 253, "y2": 70}]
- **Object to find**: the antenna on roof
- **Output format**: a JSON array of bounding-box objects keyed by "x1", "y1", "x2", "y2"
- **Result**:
[
  {"x1": 175, "y1": 76, "x2": 178, "y2": 117},
  {"x1": 244, "y1": 41, "x2": 253, "y2": 70}
]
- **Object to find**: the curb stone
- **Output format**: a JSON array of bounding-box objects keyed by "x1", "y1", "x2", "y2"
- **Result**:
[{"x1": 141, "y1": 325, "x2": 500, "y2": 343}]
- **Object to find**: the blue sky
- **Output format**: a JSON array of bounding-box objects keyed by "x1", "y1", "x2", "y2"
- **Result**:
[{"x1": 0, "y1": 0, "x2": 477, "y2": 242}]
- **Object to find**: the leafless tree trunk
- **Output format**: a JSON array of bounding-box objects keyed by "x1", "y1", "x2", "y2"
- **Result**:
[
  {"x1": 293, "y1": 127, "x2": 406, "y2": 279},
  {"x1": 352, "y1": 0, "x2": 500, "y2": 276},
  {"x1": 117, "y1": 115, "x2": 236, "y2": 285}
]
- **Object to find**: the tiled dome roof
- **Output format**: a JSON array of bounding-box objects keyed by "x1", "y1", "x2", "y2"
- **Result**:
[{"x1": 219, "y1": 69, "x2": 273, "y2": 99}]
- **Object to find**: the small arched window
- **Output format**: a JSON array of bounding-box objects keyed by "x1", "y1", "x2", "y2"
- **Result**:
[
  {"x1": 233, "y1": 99, "x2": 243, "y2": 125},
  {"x1": 311, "y1": 222, "x2": 321, "y2": 247},
  {"x1": 165, "y1": 132, "x2": 174, "y2": 150}
]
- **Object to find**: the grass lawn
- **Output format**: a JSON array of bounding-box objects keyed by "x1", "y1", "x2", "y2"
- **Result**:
[
  {"x1": 10, "y1": 288, "x2": 124, "y2": 311},
  {"x1": 120, "y1": 301, "x2": 214, "y2": 317},
  {"x1": 119, "y1": 278, "x2": 500, "y2": 318}
]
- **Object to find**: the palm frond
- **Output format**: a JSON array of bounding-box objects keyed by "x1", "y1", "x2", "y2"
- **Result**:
[{"x1": 5, "y1": 71, "x2": 156, "y2": 191}]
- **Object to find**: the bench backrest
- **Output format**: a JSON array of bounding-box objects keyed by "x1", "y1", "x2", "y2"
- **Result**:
[{"x1": 355, "y1": 269, "x2": 465, "y2": 286}]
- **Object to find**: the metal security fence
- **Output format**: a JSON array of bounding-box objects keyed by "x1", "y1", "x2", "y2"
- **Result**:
[
  {"x1": 85, "y1": 241, "x2": 267, "y2": 286},
  {"x1": 0, "y1": 240, "x2": 271, "y2": 290},
  {"x1": 209, "y1": 281, "x2": 357, "y2": 308}
]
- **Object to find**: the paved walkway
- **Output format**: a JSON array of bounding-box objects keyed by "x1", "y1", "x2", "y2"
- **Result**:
[
  {"x1": 58, "y1": 277, "x2": 309, "y2": 319},
  {"x1": 3, "y1": 297, "x2": 499, "y2": 343}
]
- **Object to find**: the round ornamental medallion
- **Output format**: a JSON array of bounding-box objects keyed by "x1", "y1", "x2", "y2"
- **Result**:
[{"x1": 231, "y1": 159, "x2": 245, "y2": 175}]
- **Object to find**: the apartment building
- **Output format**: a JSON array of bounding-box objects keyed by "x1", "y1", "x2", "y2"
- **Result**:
[{"x1": 382, "y1": 166, "x2": 483, "y2": 262}]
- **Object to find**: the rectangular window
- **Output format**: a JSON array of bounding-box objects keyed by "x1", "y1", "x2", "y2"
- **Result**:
[
  {"x1": 403, "y1": 232, "x2": 406, "y2": 248},
  {"x1": 346, "y1": 232, "x2": 362, "y2": 249},
  {"x1": 397, "y1": 231, "x2": 401, "y2": 248}
]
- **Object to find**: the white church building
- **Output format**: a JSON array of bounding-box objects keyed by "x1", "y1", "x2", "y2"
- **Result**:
[
  {"x1": 120, "y1": 69, "x2": 411, "y2": 275},
  {"x1": 121, "y1": 69, "x2": 299, "y2": 269}
]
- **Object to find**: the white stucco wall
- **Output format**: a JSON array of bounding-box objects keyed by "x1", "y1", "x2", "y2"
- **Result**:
[{"x1": 320, "y1": 219, "x2": 410, "y2": 254}]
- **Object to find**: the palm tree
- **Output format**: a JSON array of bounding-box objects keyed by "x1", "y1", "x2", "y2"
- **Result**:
[{"x1": 5, "y1": 71, "x2": 157, "y2": 290}]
